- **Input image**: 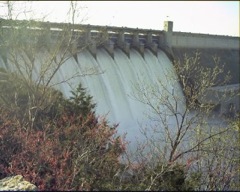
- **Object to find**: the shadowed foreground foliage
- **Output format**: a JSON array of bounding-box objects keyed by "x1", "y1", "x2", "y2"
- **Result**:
[
  {"x1": 0, "y1": 70, "x2": 124, "y2": 190},
  {"x1": 0, "y1": 69, "x2": 201, "y2": 191}
]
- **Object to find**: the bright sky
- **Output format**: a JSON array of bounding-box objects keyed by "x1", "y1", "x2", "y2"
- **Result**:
[{"x1": 0, "y1": 1, "x2": 239, "y2": 37}]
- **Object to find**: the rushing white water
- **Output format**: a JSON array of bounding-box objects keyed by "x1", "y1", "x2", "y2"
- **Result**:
[
  {"x1": 54, "y1": 48, "x2": 185, "y2": 150},
  {"x1": 0, "y1": 47, "x2": 185, "y2": 151}
]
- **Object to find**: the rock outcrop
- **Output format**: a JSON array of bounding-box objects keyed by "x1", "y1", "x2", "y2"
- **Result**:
[{"x1": 0, "y1": 175, "x2": 37, "y2": 191}]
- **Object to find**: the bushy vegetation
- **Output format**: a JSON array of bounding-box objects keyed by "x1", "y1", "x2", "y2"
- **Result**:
[
  {"x1": 0, "y1": 70, "x2": 125, "y2": 190},
  {"x1": 0, "y1": 69, "x2": 202, "y2": 191}
]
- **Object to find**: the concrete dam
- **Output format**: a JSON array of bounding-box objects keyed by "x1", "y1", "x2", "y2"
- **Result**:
[{"x1": 0, "y1": 19, "x2": 239, "y2": 151}]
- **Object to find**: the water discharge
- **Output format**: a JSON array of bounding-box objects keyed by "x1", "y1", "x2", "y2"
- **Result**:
[
  {"x1": 54, "y1": 48, "x2": 185, "y2": 150},
  {"x1": 0, "y1": 47, "x2": 185, "y2": 151}
]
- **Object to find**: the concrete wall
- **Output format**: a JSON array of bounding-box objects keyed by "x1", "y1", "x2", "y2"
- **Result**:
[
  {"x1": 172, "y1": 47, "x2": 240, "y2": 84},
  {"x1": 199, "y1": 84, "x2": 240, "y2": 116},
  {"x1": 162, "y1": 21, "x2": 240, "y2": 116},
  {"x1": 171, "y1": 32, "x2": 239, "y2": 49},
  {"x1": 163, "y1": 21, "x2": 239, "y2": 50}
]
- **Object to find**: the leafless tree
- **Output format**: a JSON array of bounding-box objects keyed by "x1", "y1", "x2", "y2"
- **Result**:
[
  {"x1": 0, "y1": 1, "x2": 106, "y2": 131},
  {"x1": 129, "y1": 51, "x2": 239, "y2": 190}
]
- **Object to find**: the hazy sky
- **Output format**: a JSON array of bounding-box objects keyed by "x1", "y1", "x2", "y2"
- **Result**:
[{"x1": 1, "y1": 1, "x2": 239, "y2": 36}]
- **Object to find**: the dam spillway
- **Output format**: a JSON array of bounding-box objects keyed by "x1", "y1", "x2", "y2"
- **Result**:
[
  {"x1": 45, "y1": 47, "x2": 185, "y2": 150},
  {"x1": 0, "y1": 46, "x2": 185, "y2": 150}
]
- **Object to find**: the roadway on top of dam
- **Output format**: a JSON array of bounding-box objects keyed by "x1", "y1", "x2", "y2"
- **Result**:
[{"x1": 1, "y1": 19, "x2": 239, "y2": 43}]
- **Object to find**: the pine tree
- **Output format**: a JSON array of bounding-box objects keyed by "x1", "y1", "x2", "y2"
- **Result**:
[{"x1": 63, "y1": 83, "x2": 96, "y2": 117}]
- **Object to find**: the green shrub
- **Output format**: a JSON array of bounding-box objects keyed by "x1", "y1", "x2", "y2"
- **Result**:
[{"x1": 0, "y1": 76, "x2": 126, "y2": 190}]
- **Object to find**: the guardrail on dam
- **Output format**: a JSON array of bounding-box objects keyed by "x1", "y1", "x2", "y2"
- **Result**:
[
  {"x1": 1, "y1": 19, "x2": 239, "y2": 57},
  {"x1": 0, "y1": 19, "x2": 168, "y2": 58}
]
